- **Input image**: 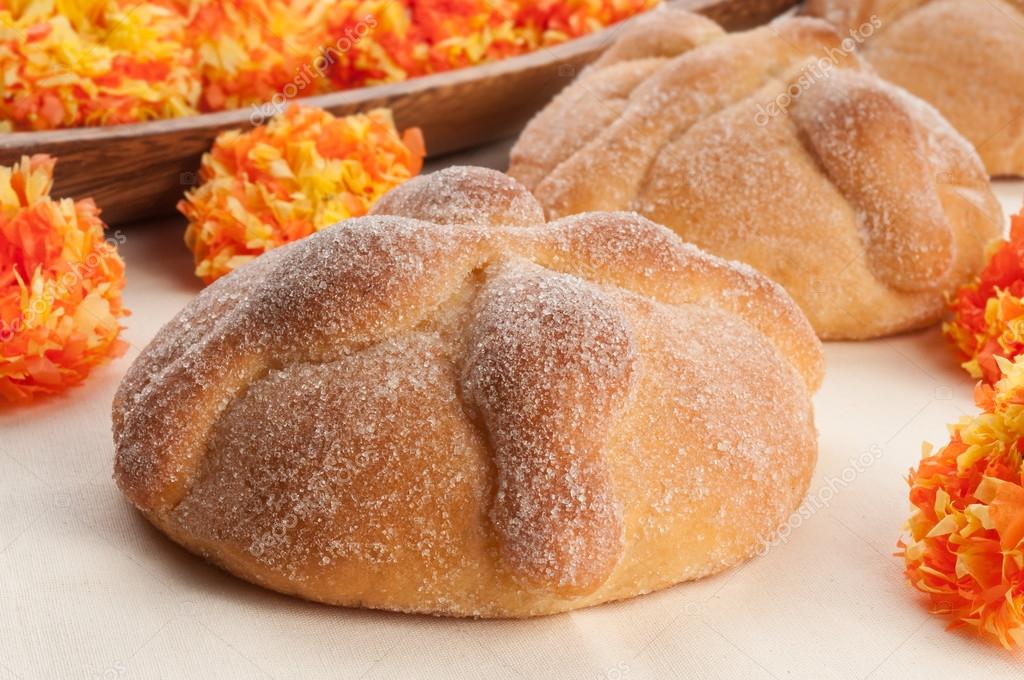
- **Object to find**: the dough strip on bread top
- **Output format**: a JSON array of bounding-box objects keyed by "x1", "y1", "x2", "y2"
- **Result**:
[{"x1": 114, "y1": 167, "x2": 823, "y2": 610}]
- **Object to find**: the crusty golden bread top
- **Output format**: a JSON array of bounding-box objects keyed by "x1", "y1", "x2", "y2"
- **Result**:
[
  {"x1": 803, "y1": 0, "x2": 929, "y2": 27},
  {"x1": 804, "y1": 0, "x2": 1024, "y2": 33},
  {"x1": 511, "y1": 11, "x2": 982, "y2": 290},
  {"x1": 113, "y1": 167, "x2": 823, "y2": 594},
  {"x1": 509, "y1": 10, "x2": 1002, "y2": 338},
  {"x1": 804, "y1": 0, "x2": 1024, "y2": 177}
]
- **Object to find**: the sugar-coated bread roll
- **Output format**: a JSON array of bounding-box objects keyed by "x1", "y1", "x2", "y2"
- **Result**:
[
  {"x1": 509, "y1": 10, "x2": 1003, "y2": 340},
  {"x1": 804, "y1": 0, "x2": 1024, "y2": 177},
  {"x1": 113, "y1": 167, "x2": 824, "y2": 617}
]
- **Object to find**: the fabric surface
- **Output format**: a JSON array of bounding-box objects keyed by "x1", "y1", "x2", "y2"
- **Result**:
[{"x1": 2, "y1": 139, "x2": 1024, "y2": 679}]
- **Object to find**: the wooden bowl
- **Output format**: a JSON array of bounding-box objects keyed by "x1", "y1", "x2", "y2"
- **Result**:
[{"x1": 0, "y1": 0, "x2": 797, "y2": 225}]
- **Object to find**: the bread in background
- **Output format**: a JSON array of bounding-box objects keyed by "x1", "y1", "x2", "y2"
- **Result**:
[
  {"x1": 804, "y1": 0, "x2": 1024, "y2": 177},
  {"x1": 510, "y1": 9, "x2": 1003, "y2": 340}
]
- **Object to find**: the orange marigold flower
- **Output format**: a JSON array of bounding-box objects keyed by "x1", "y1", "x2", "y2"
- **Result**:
[
  {"x1": 0, "y1": 155, "x2": 130, "y2": 404},
  {"x1": 516, "y1": 0, "x2": 660, "y2": 42},
  {"x1": 173, "y1": 0, "x2": 335, "y2": 112},
  {"x1": 409, "y1": 0, "x2": 533, "y2": 73},
  {"x1": 944, "y1": 206, "x2": 1022, "y2": 384},
  {"x1": 179, "y1": 105, "x2": 425, "y2": 284},
  {"x1": 1, "y1": 0, "x2": 656, "y2": 127},
  {"x1": 321, "y1": 0, "x2": 659, "y2": 91},
  {"x1": 323, "y1": 0, "x2": 421, "y2": 89},
  {"x1": 0, "y1": 0, "x2": 199, "y2": 130},
  {"x1": 899, "y1": 354, "x2": 1024, "y2": 649}
]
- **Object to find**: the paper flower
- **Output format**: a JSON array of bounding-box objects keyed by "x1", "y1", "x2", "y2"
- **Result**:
[
  {"x1": 945, "y1": 207, "x2": 1022, "y2": 384},
  {"x1": 0, "y1": 0, "x2": 200, "y2": 131},
  {"x1": 0, "y1": 155, "x2": 129, "y2": 404},
  {"x1": 178, "y1": 0, "x2": 335, "y2": 112},
  {"x1": 180, "y1": 105, "x2": 425, "y2": 284},
  {"x1": 321, "y1": 0, "x2": 546, "y2": 91},
  {"x1": 321, "y1": 0, "x2": 661, "y2": 91},
  {"x1": 899, "y1": 356, "x2": 1024, "y2": 649},
  {"x1": 408, "y1": 0, "x2": 534, "y2": 74},
  {"x1": 1, "y1": 0, "x2": 657, "y2": 130},
  {"x1": 322, "y1": 0, "x2": 421, "y2": 89},
  {"x1": 516, "y1": 0, "x2": 660, "y2": 42}
]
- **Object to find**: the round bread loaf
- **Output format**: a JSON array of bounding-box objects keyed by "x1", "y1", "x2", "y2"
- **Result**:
[
  {"x1": 113, "y1": 167, "x2": 824, "y2": 617},
  {"x1": 804, "y1": 0, "x2": 1024, "y2": 177},
  {"x1": 508, "y1": 10, "x2": 1003, "y2": 340}
]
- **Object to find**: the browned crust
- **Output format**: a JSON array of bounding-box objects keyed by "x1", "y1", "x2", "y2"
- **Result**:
[
  {"x1": 508, "y1": 13, "x2": 1003, "y2": 340},
  {"x1": 787, "y1": 69, "x2": 953, "y2": 292},
  {"x1": 519, "y1": 211, "x2": 825, "y2": 390},
  {"x1": 370, "y1": 166, "x2": 545, "y2": 227},
  {"x1": 113, "y1": 167, "x2": 823, "y2": 617},
  {"x1": 590, "y1": 7, "x2": 725, "y2": 70},
  {"x1": 462, "y1": 264, "x2": 636, "y2": 594},
  {"x1": 804, "y1": 0, "x2": 1024, "y2": 176},
  {"x1": 114, "y1": 217, "x2": 491, "y2": 509}
]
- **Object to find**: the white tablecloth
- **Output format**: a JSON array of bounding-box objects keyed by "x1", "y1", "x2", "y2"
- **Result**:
[{"x1": 3, "y1": 140, "x2": 1024, "y2": 679}]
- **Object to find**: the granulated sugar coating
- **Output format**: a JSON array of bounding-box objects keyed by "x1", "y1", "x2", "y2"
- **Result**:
[
  {"x1": 509, "y1": 11, "x2": 1003, "y2": 341},
  {"x1": 113, "y1": 166, "x2": 824, "y2": 618},
  {"x1": 372, "y1": 165, "x2": 546, "y2": 227},
  {"x1": 805, "y1": 0, "x2": 1024, "y2": 177}
]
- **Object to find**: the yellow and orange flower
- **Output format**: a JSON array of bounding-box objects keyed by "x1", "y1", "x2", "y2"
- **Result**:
[
  {"x1": 393, "y1": 0, "x2": 659, "y2": 78},
  {"x1": 516, "y1": 0, "x2": 659, "y2": 42},
  {"x1": 179, "y1": 105, "x2": 425, "y2": 284},
  {"x1": 322, "y1": 0, "x2": 420, "y2": 90},
  {"x1": 175, "y1": 0, "x2": 335, "y2": 112},
  {"x1": 945, "y1": 207, "x2": 1023, "y2": 384},
  {"x1": 407, "y1": 0, "x2": 533, "y2": 74},
  {"x1": 899, "y1": 355, "x2": 1024, "y2": 648},
  {"x1": 0, "y1": 0, "x2": 200, "y2": 131},
  {"x1": 1, "y1": 0, "x2": 658, "y2": 130},
  {"x1": 0, "y1": 155, "x2": 129, "y2": 404}
]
